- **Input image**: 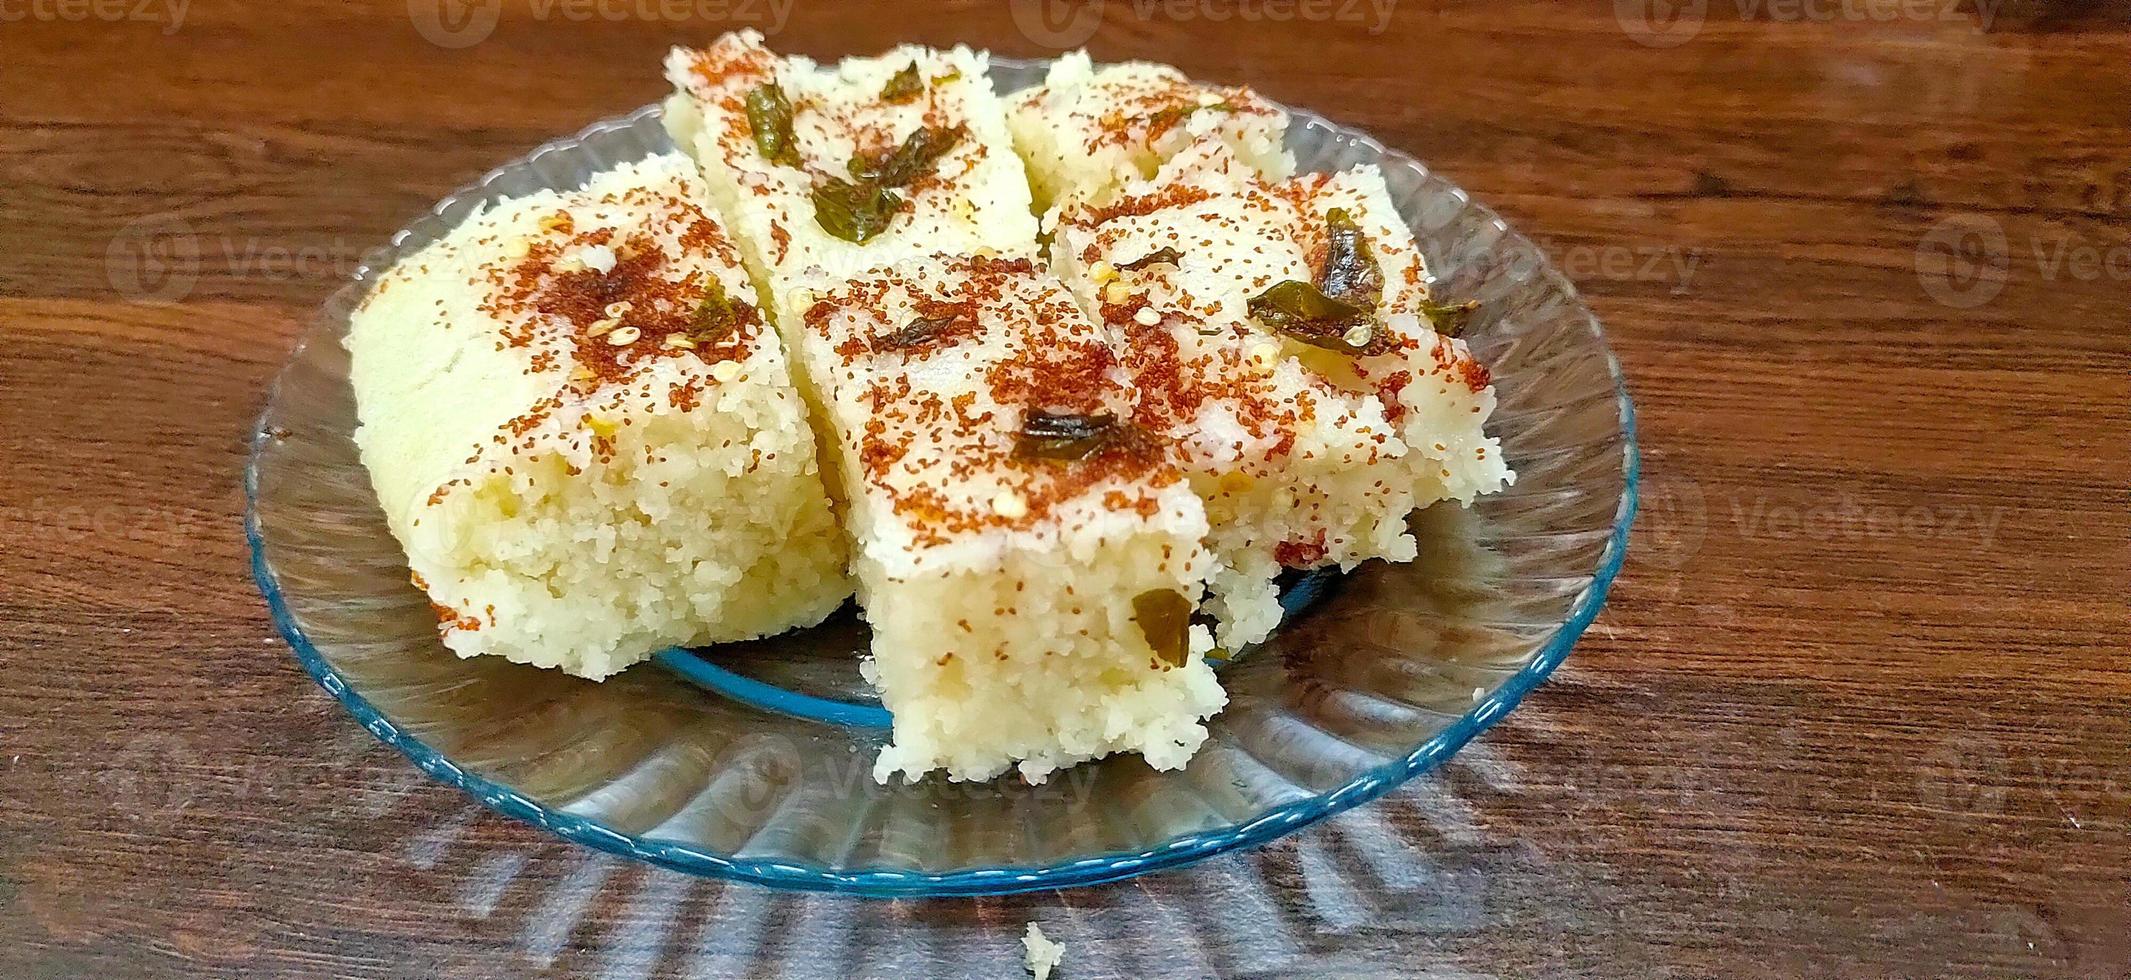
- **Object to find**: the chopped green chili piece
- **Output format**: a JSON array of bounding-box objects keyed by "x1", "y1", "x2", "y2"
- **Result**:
[
  {"x1": 1119, "y1": 246, "x2": 1184, "y2": 271},
  {"x1": 811, "y1": 177, "x2": 903, "y2": 244},
  {"x1": 880, "y1": 61, "x2": 925, "y2": 103},
  {"x1": 1132, "y1": 588, "x2": 1194, "y2": 668},
  {"x1": 688, "y1": 278, "x2": 750, "y2": 345},
  {"x1": 744, "y1": 82, "x2": 799, "y2": 166},
  {"x1": 1417, "y1": 298, "x2": 1480, "y2": 338},
  {"x1": 1014, "y1": 410, "x2": 1121, "y2": 462},
  {"x1": 1318, "y1": 208, "x2": 1383, "y2": 306},
  {"x1": 1246, "y1": 279, "x2": 1394, "y2": 356}
]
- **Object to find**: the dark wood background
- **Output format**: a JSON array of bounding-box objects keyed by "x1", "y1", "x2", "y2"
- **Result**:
[{"x1": 3, "y1": 1, "x2": 2127, "y2": 976}]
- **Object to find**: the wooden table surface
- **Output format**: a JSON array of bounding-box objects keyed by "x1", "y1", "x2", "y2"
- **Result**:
[{"x1": 4, "y1": 1, "x2": 2127, "y2": 976}]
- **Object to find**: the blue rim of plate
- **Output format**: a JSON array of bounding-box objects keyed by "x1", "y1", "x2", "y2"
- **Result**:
[{"x1": 246, "y1": 101, "x2": 1642, "y2": 898}]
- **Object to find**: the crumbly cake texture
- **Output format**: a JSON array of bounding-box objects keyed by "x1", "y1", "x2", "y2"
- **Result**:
[
  {"x1": 346, "y1": 153, "x2": 849, "y2": 680},
  {"x1": 1022, "y1": 923, "x2": 1065, "y2": 980},
  {"x1": 662, "y1": 30, "x2": 1039, "y2": 290},
  {"x1": 1007, "y1": 51, "x2": 1294, "y2": 211},
  {"x1": 795, "y1": 254, "x2": 1223, "y2": 784},
  {"x1": 1044, "y1": 140, "x2": 1512, "y2": 647}
]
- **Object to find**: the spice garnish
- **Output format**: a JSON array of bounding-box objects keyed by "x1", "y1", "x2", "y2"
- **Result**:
[
  {"x1": 873, "y1": 311, "x2": 958, "y2": 351},
  {"x1": 744, "y1": 82, "x2": 800, "y2": 166},
  {"x1": 848, "y1": 124, "x2": 965, "y2": 186},
  {"x1": 1319, "y1": 208, "x2": 1383, "y2": 306},
  {"x1": 1014, "y1": 410, "x2": 1122, "y2": 461},
  {"x1": 812, "y1": 125, "x2": 964, "y2": 244},
  {"x1": 1246, "y1": 280, "x2": 1394, "y2": 356},
  {"x1": 1119, "y1": 246, "x2": 1184, "y2": 271},
  {"x1": 689, "y1": 277, "x2": 752, "y2": 346},
  {"x1": 811, "y1": 177, "x2": 903, "y2": 244},
  {"x1": 881, "y1": 61, "x2": 925, "y2": 103},
  {"x1": 1143, "y1": 99, "x2": 1235, "y2": 130},
  {"x1": 1132, "y1": 589, "x2": 1194, "y2": 668},
  {"x1": 1417, "y1": 298, "x2": 1480, "y2": 338}
]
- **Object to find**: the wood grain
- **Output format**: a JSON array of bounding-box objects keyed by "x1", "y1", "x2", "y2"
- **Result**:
[{"x1": 2, "y1": 2, "x2": 2127, "y2": 976}]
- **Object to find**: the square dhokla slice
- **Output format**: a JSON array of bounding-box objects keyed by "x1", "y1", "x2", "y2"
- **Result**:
[
  {"x1": 662, "y1": 30, "x2": 1039, "y2": 289},
  {"x1": 1048, "y1": 141, "x2": 1510, "y2": 647},
  {"x1": 791, "y1": 253, "x2": 1224, "y2": 784},
  {"x1": 347, "y1": 153, "x2": 849, "y2": 680},
  {"x1": 1266, "y1": 159, "x2": 1514, "y2": 508},
  {"x1": 1007, "y1": 50, "x2": 1293, "y2": 211},
  {"x1": 1048, "y1": 139, "x2": 1517, "y2": 643}
]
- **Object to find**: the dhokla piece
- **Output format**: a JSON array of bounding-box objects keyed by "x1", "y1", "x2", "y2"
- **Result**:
[
  {"x1": 1265, "y1": 162, "x2": 1514, "y2": 509},
  {"x1": 1007, "y1": 51, "x2": 1293, "y2": 211},
  {"x1": 1046, "y1": 142, "x2": 1416, "y2": 648},
  {"x1": 662, "y1": 30, "x2": 1039, "y2": 289},
  {"x1": 347, "y1": 153, "x2": 849, "y2": 680},
  {"x1": 792, "y1": 253, "x2": 1224, "y2": 784}
]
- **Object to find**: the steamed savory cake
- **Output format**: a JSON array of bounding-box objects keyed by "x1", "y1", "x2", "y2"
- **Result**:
[
  {"x1": 346, "y1": 153, "x2": 848, "y2": 679},
  {"x1": 343, "y1": 34, "x2": 1512, "y2": 785},
  {"x1": 1044, "y1": 152, "x2": 1418, "y2": 647},
  {"x1": 1267, "y1": 161, "x2": 1513, "y2": 509},
  {"x1": 662, "y1": 29, "x2": 1038, "y2": 287},
  {"x1": 662, "y1": 35, "x2": 1229, "y2": 781},
  {"x1": 1007, "y1": 51, "x2": 1293, "y2": 211},
  {"x1": 793, "y1": 254, "x2": 1224, "y2": 783},
  {"x1": 1042, "y1": 133, "x2": 1511, "y2": 648}
]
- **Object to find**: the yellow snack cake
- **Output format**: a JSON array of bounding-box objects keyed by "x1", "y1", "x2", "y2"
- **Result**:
[
  {"x1": 346, "y1": 153, "x2": 849, "y2": 679},
  {"x1": 792, "y1": 253, "x2": 1223, "y2": 784},
  {"x1": 1008, "y1": 50, "x2": 1293, "y2": 210}
]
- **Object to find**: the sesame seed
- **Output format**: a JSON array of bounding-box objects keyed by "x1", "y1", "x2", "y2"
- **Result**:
[
  {"x1": 606, "y1": 326, "x2": 641, "y2": 346},
  {"x1": 587, "y1": 317, "x2": 618, "y2": 337},
  {"x1": 1133, "y1": 306, "x2": 1161, "y2": 326},
  {"x1": 991, "y1": 490, "x2": 1029, "y2": 519},
  {"x1": 711, "y1": 360, "x2": 741, "y2": 383}
]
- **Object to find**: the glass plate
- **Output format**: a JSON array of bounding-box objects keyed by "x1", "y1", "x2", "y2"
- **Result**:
[{"x1": 245, "y1": 56, "x2": 1638, "y2": 897}]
